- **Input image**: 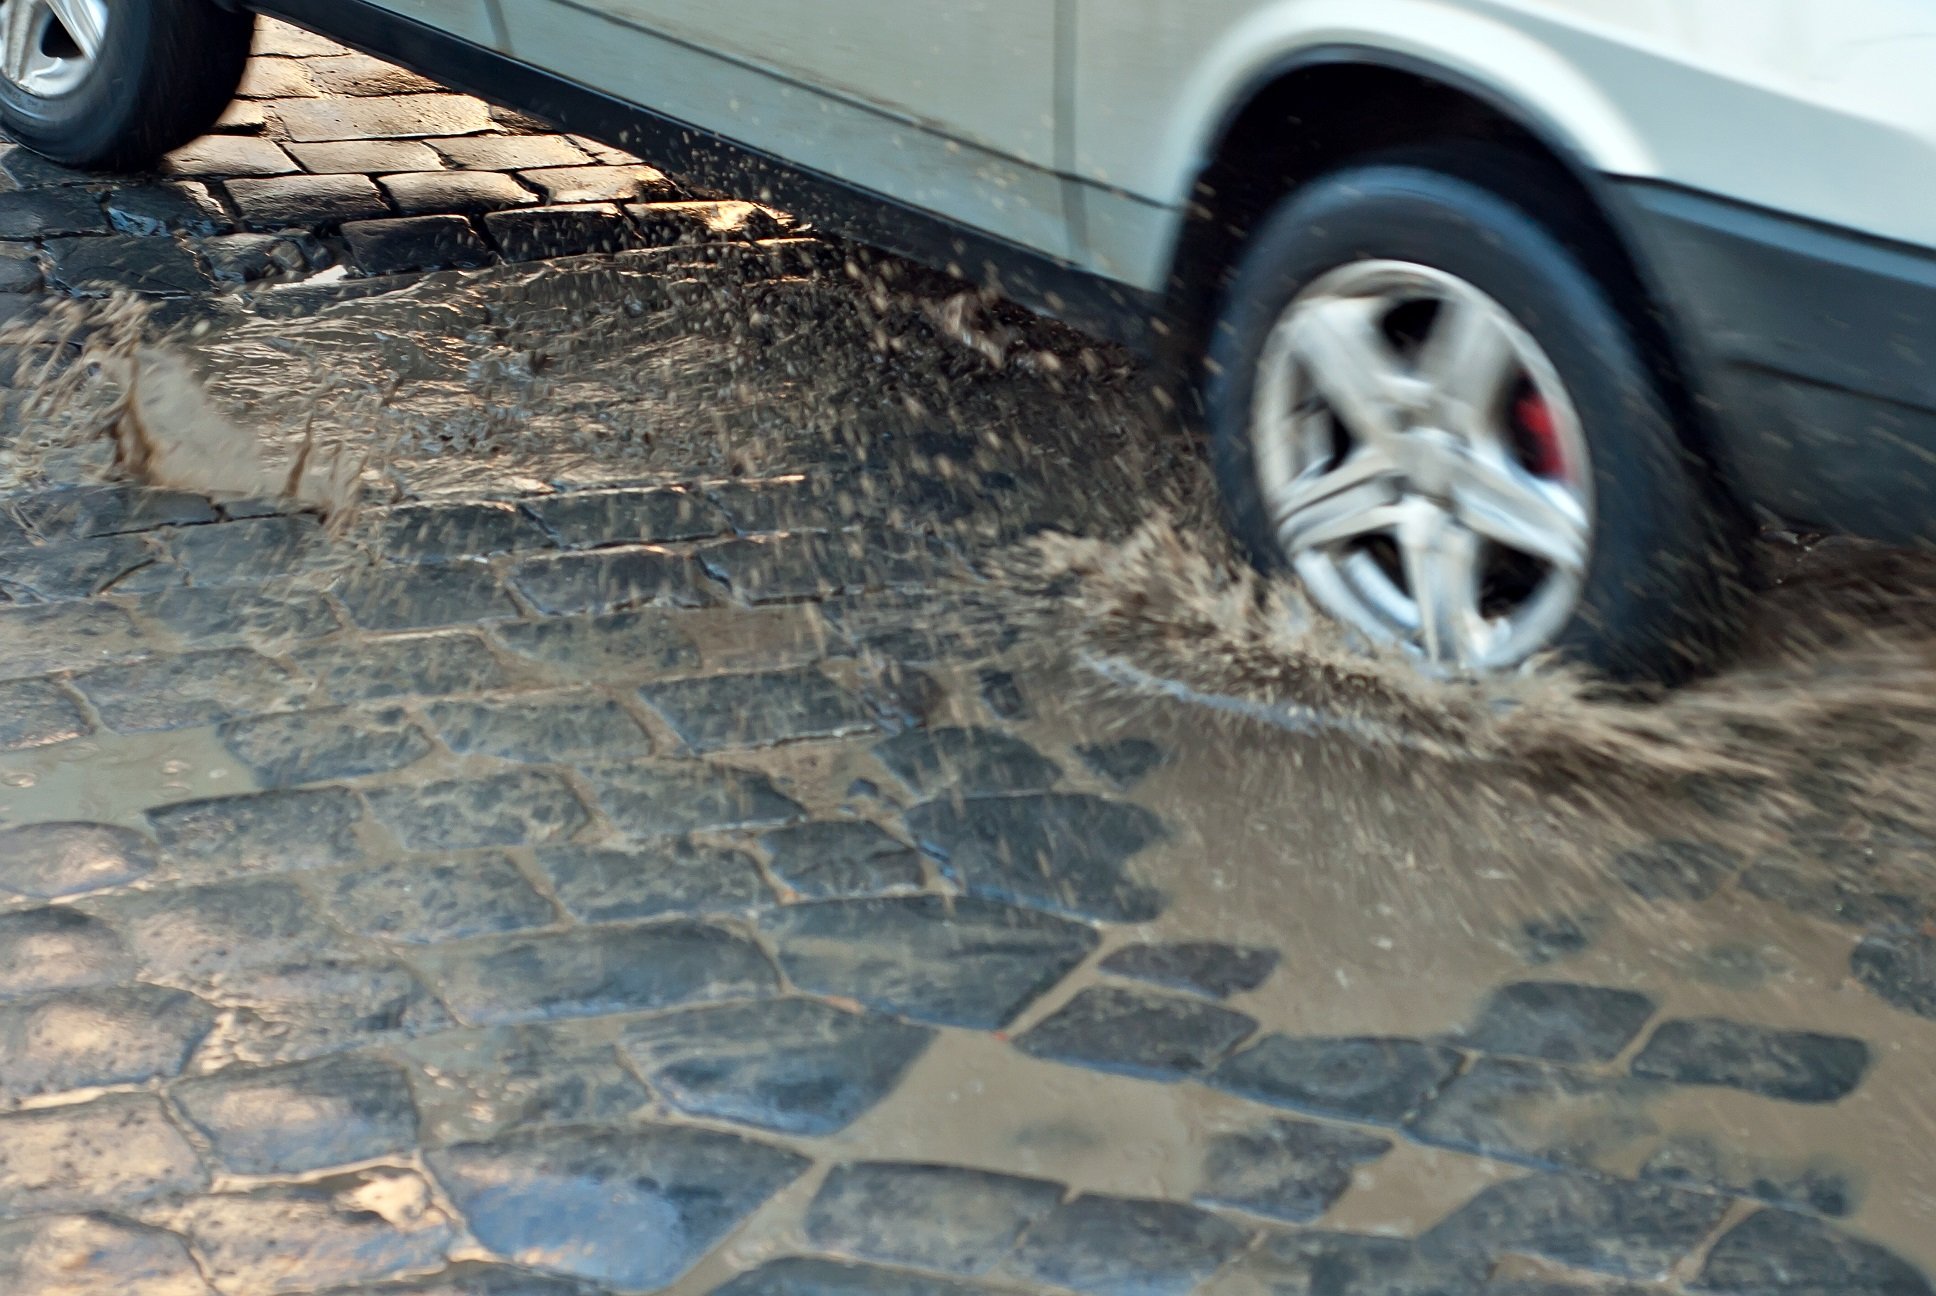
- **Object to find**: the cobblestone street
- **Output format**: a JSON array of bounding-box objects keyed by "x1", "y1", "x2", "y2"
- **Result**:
[{"x1": 1, "y1": 19, "x2": 1935, "y2": 1296}]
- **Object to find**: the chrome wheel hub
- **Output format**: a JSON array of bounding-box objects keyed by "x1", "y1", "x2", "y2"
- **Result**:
[
  {"x1": 1252, "y1": 260, "x2": 1595, "y2": 673},
  {"x1": 0, "y1": 0, "x2": 107, "y2": 98}
]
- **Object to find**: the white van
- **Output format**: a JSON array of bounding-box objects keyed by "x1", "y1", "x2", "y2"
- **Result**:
[{"x1": 9, "y1": 0, "x2": 1935, "y2": 681}]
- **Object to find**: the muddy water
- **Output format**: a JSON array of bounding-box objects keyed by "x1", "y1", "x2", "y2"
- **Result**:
[{"x1": 10, "y1": 244, "x2": 1936, "y2": 1278}]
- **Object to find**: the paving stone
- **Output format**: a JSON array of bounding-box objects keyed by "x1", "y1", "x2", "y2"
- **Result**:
[
  {"x1": 298, "y1": 631, "x2": 512, "y2": 702},
  {"x1": 0, "y1": 240, "x2": 40, "y2": 292},
  {"x1": 0, "y1": 678, "x2": 88, "y2": 750},
  {"x1": 432, "y1": 134, "x2": 593, "y2": 170},
  {"x1": 203, "y1": 956, "x2": 452, "y2": 1064},
  {"x1": 492, "y1": 607, "x2": 702, "y2": 678},
  {"x1": 321, "y1": 853, "x2": 556, "y2": 943},
  {"x1": 699, "y1": 531, "x2": 947, "y2": 603},
  {"x1": 166, "y1": 135, "x2": 298, "y2": 178},
  {"x1": 1422, "y1": 1173, "x2": 1729, "y2": 1281},
  {"x1": 760, "y1": 896, "x2": 1099, "y2": 1029},
  {"x1": 106, "y1": 181, "x2": 233, "y2": 237},
  {"x1": 76, "y1": 647, "x2": 307, "y2": 731},
  {"x1": 0, "y1": 1214, "x2": 214, "y2": 1296},
  {"x1": 310, "y1": 1264, "x2": 603, "y2": 1296},
  {"x1": 131, "y1": 582, "x2": 339, "y2": 644},
  {"x1": 0, "y1": 187, "x2": 106, "y2": 238},
  {"x1": 272, "y1": 93, "x2": 495, "y2": 142},
  {"x1": 171, "y1": 514, "x2": 343, "y2": 586},
  {"x1": 173, "y1": 1052, "x2": 419, "y2": 1176},
  {"x1": 907, "y1": 793, "x2": 1166, "y2": 922},
  {"x1": 806, "y1": 1161, "x2": 1064, "y2": 1276},
  {"x1": 567, "y1": 134, "x2": 643, "y2": 165},
  {"x1": 1075, "y1": 737, "x2": 1171, "y2": 788},
  {"x1": 45, "y1": 234, "x2": 215, "y2": 294},
  {"x1": 94, "y1": 877, "x2": 350, "y2": 981},
  {"x1": 622, "y1": 997, "x2": 932, "y2": 1135},
  {"x1": 1203, "y1": 1231, "x2": 1489, "y2": 1296},
  {"x1": 1015, "y1": 985, "x2": 1256, "y2": 1081},
  {"x1": 711, "y1": 1258, "x2": 1010, "y2": 1296},
  {"x1": 219, "y1": 705, "x2": 432, "y2": 786},
  {"x1": 369, "y1": 769, "x2": 590, "y2": 850},
  {"x1": 379, "y1": 500, "x2": 549, "y2": 562},
  {"x1": 1630, "y1": 1017, "x2": 1871, "y2": 1103},
  {"x1": 344, "y1": 215, "x2": 493, "y2": 275},
  {"x1": 484, "y1": 204, "x2": 639, "y2": 261},
  {"x1": 1194, "y1": 1116, "x2": 1392, "y2": 1224},
  {"x1": 381, "y1": 171, "x2": 538, "y2": 217},
  {"x1": 0, "y1": 600, "x2": 151, "y2": 679},
  {"x1": 702, "y1": 476, "x2": 853, "y2": 535},
  {"x1": 1851, "y1": 929, "x2": 1936, "y2": 1021},
  {"x1": 583, "y1": 760, "x2": 803, "y2": 836},
  {"x1": 155, "y1": 1171, "x2": 456, "y2": 1296},
  {"x1": 520, "y1": 165, "x2": 674, "y2": 204},
  {"x1": 199, "y1": 230, "x2": 312, "y2": 282},
  {"x1": 403, "y1": 1022, "x2": 650, "y2": 1147},
  {"x1": 1001, "y1": 1193, "x2": 1253, "y2": 1296},
  {"x1": 642, "y1": 667, "x2": 876, "y2": 752},
  {"x1": 761, "y1": 820, "x2": 926, "y2": 898},
  {"x1": 1209, "y1": 1034, "x2": 1465, "y2": 1127},
  {"x1": 429, "y1": 692, "x2": 655, "y2": 762},
  {"x1": 428, "y1": 1124, "x2": 809, "y2": 1288},
  {"x1": 1100, "y1": 940, "x2": 1278, "y2": 999},
  {"x1": 1640, "y1": 1134, "x2": 1856, "y2": 1217},
  {"x1": 302, "y1": 52, "x2": 444, "y2": 97},
  {"x1": 625, "y1": 199, "x2": 785, "y2": 246},
  {"x1": 525, "y1": 486, "x2": 727, "y2": 548},
  {"x1": 1516, "y1": 911, "x2": 1604, "y2": 966},
  {"x1": 874, "y1": 726, "x2": 1062, "y2": 797},
  {"x1": 0, "y1": 907, "x2": 133, "y2": 999},
  {"x1": 0, "y1": 532, "x2": 163, "y2": 600},
  {"x1": 1742, "y1": 860, "x2": 1927, "y2": 930},
  {"x1": 0, "y1": 821, "x2": 155, "y2": 898},
  {"x1": 0, "y1": 142, "x2": 95, "y2": 185},
  {"x1": 214, "y1": 98, "x2": 270, "y2": 133},
  {"x1": 227, "y1": 173, "x2": 390, "y2": 229},
  {"x1": 0, "y1": 1094, "x2": 206, "y2": 1212},
  {"x1": 337, "y1": 559, "x2": 519, "y2": 629},
  {"x1": 254, "y1": 18, "x2": 349, "y2": 56},
  {"x1": 534, "y1": 839, "x2": 767, "y2": 922},
  {"x1": 149, "y1": 786, "x2": 368, "y2": 877},
  {"x1": 1458, "y1": 981, "x2": 1659, "y2": 1065},
  {"x1": 509, "y1": 546, "x2": 708, "y2": 615},
  {"x1": 1694, "y1": 1208, "x2": 1932, "y2": 1296},
  {"x1": 1408, "y1": 1057, "x2": 1665, "y2": 1171},
  {"x1": 289, "y1": 138, "x2": 442, "y2": 173},
  {"x1": 239, "y1": 54, "x2": 320, "y2": 99},
  {"x1": 416, "y1": 921, "x2": 777, "y2": 1026},
  {"x1": 1609, "y1": 839, "x2": 1741, "y2": 901}
]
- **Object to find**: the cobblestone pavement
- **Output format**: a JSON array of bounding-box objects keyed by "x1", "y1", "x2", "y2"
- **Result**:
[{"x1": 2, "y1": 19, "x2": 1935, "y2": 1296}]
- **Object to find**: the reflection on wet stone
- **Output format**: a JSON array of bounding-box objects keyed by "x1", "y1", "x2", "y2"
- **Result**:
[
  {"x1": 524, "y1": 486, "x2": 727, "y2": 547},
  {"x1": 1695, "y1": 1208, "x2": 1934, "y2": 1296},
  {"x1": 173, "y1": 1053, "x2": 419, "y2": 1175},
  {"x1": 1629, "y1": 1017, "x2": 1871, "y2": 1103},
  {"x1": 1458, "y1": 981, "x2": 1659, "y2": 1065},
  {"x1": 534, "y1": 839, "x2": 768, "y2": 922},
  {"x1": 1851, "y1": 928, "x2": 1936, "y2": 1021},
  {"x1": 220, "y1": 705, "x2": 433, "y2": 786},
  {"x1": 874, "y1": 726, "x2": 1063, "y2": 797},
  {"x1": 427, "y1": 1125, "x2": 809, "y2": 1288},
  {"x1": 509, "y1": 546, "x2": 708, "y2": 615},
  {"x1": 492, "y1": 607, "x2": 702, "y2": 678},
  {"x1": 621, "y1": 997, "x2": 934, "y2": 1135},
  {"x1": 1409, "y1": 1058, "x2": 1664, "y2": 1171},
  {"x1": 76, "y1": 647, "x2": 308, "y2": 732},
  {"x1": 92, "y1": 877, "x2": 352, "y2": 980},
  {"x1": 0, "y1": 1214, "x2": 214, "y2": 1296},
  {"x1": 404, "y1": 1022, "x2": 650, "y2": 1147},
  {"x1": 1000, "y1": 1193, "x2": 1253, "y2": 1296},
  {"x1": 1014, "y1": 985, "x2": 1257, "y2": 1082},
  {"x1": 172, "y1": 514, "x2": 342, "y2": 587},
  {"x1": 1193, "y1": 1115, "x2": 1391, "y2": 1224},
  {"x1": 149, "y1": 785, "x2": 368, "y2": 877},
  {"x1": 1100, "y1": 940, "x2": 1279, "y2": 999},
  {"x1": 321, "y1": 854, "x2": 557, "y2": 943},
  {"x1": 805, "y1": 1161, "x2": 1065, "y2": 1277},
  {"x1": 336, "y1": 561, "x2": 520, "y2": 631},
  {"x1": 908, "y1": 793, "x2": 1166, "y2": 922},
  {"x1": 642, "y1": 667, "x2": 877, "y2": 751},
  {"x1": 0, "y1": 985, "x2": 215, "y2": 1102},
  {"x1": 583, "y1": 760, "x2": 802, "y2": 836},
  {"x1": 0, "y1": 678, "x2": 89, "y2": 750},
  {"x1": 298, "y1": 631, "x2": 514, "y2": 702},
  {"x1": 1609, "y1": 839, "x2": 1741, "y2": 902},
  {"x1": 1210, "y1": 1034, "x2": 1465, "y2": 1126},
  {"x1": 130, "y1": 584, "x2": 339, "y2": 647},
  {"x1": 0, "y1": 1094, "x2": 206, "y2": 1212},
  {"x1": 760, "y1": 819, "x2": 927, "y2": 898},
  {"x1": 760, "y1": 896, "x2": 1099, "y2": 1028},
  {"x1": 415, "y1": 921, "x2": 776, "y2": 1025},
  {"x1": 0, "y1": 821, "x2": 156, "y2": 898},
  {"x1": 379, "y1": 501, "x2": 551, "y2": 564},
  {"x1": 1421, "y1": 1173, "x2": 1729, "y2": 1281},
  {"x1": 429, "y1": 692, "x2": 655, "y2": 761},
  {"x1": 0, "y1": 533, "x2": 164, "y2": 601},
  {"x1": 0, "y1": 907, "x2": 135, "y2": 999},
  {"x1": 368, "y1": 769, "x2": 589, "y2": 850},
  {"x1": 207, "y1": 957, "x2": 453, "y2": 1064}
]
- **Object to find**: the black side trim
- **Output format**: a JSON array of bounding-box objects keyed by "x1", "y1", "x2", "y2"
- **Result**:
[
  {"x1": 248, "y1": 0, "x2": 1160, "y2": 349},
  {"x1": 1618, "y1": 179, "x2": 1936, "y2": 542}
]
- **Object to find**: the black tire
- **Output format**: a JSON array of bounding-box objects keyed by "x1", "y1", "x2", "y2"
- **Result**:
[
  {"x1": 1204, "y1": 146, "x2": 1746, "y2": 685},
  {"x1": 0, "y1": 0, "x2": 254, "y2": 171}
]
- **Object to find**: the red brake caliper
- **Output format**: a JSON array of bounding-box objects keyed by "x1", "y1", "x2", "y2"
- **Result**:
[{"x1": 1514, "y1": 391, "x2": 1564, "y2": 478}]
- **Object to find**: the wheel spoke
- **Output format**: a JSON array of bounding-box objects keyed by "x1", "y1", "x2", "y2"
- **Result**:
[
  {"x1": 45, "y1": 0, "x2": 102, "y2": 57},
  {"x1": 1418, "y1": 291, "x2": 1518, "y2": 440},
  {"x1": 1268, "y1": 445, "x2": 1393, "y2": 530},
  {"x1": 1288, "y1": 296, "x2": 1414, "y2": 447},
  {"x1": 1275, "y1": 474, "x2": 1406, "y2": 554},
  {"x1": 1, "y1": 2, "x2": 42, "y2": 84},
  {"x1": 1452, "y1": 450, "x2": 1590, "y2": 573},
  {"x1": 1398, "y1": 506, "x2": 1487, "y2": 666}
]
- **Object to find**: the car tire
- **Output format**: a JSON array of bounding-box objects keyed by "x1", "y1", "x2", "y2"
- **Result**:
[
  {"x1": 0, "y1": 0, "x2": 255, "y2": 171},
  {"x1": 1204, "y1": 145, "x2": 1746, "y2": 685}
]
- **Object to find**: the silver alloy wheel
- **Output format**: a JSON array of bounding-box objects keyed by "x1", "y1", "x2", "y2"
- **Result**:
[
  {"x1": 0, "y1": 0, "x2": 106, "y2": 98},
  {"x1": 1252, "y1": 259, "x2": 1594, "y2": 673}
]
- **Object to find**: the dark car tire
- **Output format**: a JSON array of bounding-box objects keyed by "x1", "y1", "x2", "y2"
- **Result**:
[
  {"x1": 0, "y1": 0, "x2": 255, "y2": 171},
  {"x1": 1204, "y1": 145, "x2": 1746, "y2": 685}
]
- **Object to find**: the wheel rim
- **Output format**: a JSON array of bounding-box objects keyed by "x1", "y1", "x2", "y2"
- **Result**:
[
  {"x1": 0, "y1": 0, "x2": 107, "y2": 98},
  {"x1": 1251, "y1": 259, "x2": 1595, "y2": 674}
]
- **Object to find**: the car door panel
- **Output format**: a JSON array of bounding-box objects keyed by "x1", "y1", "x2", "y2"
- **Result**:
[{"x1": 360, "y1": 0, "x2": 504, "y2": 47}]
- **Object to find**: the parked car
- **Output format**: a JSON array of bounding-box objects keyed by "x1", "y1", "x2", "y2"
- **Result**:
[{"x1": 9, "y1": 0, "x2": 1935, "y2": 682}]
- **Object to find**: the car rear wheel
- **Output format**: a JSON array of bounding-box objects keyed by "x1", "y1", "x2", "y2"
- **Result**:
[
  {"x1": 1205, "y1": 148, "x2": 1744, "y2": 684},
  {"x1": 0, "y1": 0, "x2": 254, "y2": 171}
]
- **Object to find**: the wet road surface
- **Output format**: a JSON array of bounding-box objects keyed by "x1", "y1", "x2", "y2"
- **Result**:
[{"x1": 0, "y1": 21, "x2": 1934, "y2": 1296}]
